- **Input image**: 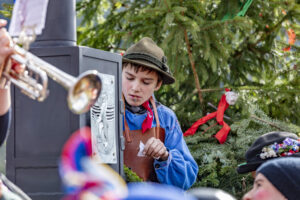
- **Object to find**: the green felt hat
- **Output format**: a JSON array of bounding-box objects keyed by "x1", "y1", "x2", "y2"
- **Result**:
[{"x1": 123, "y1": 37, "x2": 175, "y2": 85}]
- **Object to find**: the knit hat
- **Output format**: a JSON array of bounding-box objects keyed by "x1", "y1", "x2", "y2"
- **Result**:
[
  {"x1": 237, "y1": 131, "x2": 300, "y2": 174},
  {"x1": 257, "y1": 157, "x2": 300, "y2": 200},
  {"x1": 123, "y1": 37, "x2": 175, "y2": 85}
]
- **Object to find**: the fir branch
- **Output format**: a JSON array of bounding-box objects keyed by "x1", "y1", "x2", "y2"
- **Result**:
[
  {"x1": 250, "y1": 115, "x2": 285, "y2": 131},
  {"x1": 179, "y1": 0, "x2": 204, "y2": 106},
  {"x1": 183, "y1": 28, "x2": 204, "y2": 105},
  {"x1": 201, "y1": 122, "x2": 218, "y2": 135},
  {"x1": 124, "y1": 165, "x2": 143, "y2": 182},
  {"x1": 254, "y1": 11, "x2": 292, "y2": 46},
  {"x1": 188, "y1": 86, "x2": 300, "y2": 93},
  {"x1": 199, "y1": 18, "x2": 247, "y2": 32}
]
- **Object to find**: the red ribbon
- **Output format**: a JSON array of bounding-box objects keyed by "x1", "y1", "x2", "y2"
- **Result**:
[
  {"x1": 141, "y1": 100, "x2": 154, "y2": 133},
  {"x1": 183, "y1": 89, "x2": 231, "y2": 144}
]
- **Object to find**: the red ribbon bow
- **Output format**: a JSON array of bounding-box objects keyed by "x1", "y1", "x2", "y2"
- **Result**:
[{"x1": 183, "y1": 89, "x2": 231, "y2": 144}]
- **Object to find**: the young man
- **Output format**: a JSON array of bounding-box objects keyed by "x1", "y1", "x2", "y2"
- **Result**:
[{"x1": 122, "y1": 37, "x2": 198, "y2": 190}]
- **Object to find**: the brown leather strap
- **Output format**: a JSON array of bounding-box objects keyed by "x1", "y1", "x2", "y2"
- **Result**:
[
  {"x1": 122, "y1": 95, "x2": 160, "y2": 142},
  {"x1": 122, "y1": 95, "x2": 132, "y2": 143},
  {"x1": 149, "y1": 96, "x2": 160, "y2": 139}
]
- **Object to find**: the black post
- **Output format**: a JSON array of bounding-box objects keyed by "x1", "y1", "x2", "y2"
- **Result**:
[{"x1": 31, "y1": 0, "x2": 76, "y2": 47}]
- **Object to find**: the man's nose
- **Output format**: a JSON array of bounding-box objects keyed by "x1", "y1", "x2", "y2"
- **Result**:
[
  {"x1": 242, "y1": 189, "x2": 253, "y2": 200},
  {"x1": 131, "y1": 80, "x2": 140, "y2": 91}
]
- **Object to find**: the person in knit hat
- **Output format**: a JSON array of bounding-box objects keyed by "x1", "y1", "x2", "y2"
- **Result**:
[
  {"x1": 242, "y1": 157, "x2": 300, "y2": 200},
  {"x1": 122, "y1": 37, "x2": 198, "y2": 189}
]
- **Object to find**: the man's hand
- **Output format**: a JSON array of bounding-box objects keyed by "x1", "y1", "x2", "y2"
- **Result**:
[
  {"x1": 143, "y1": 137, "x2": 169, "y2": 161},
  {"x1": 0, "y1": 19, "x2": 13, "y2": 70}
]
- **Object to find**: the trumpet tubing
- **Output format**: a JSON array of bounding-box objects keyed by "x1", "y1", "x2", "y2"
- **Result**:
[{"x1": 0, "y1": 45, "x2": 102, "y2": 114}]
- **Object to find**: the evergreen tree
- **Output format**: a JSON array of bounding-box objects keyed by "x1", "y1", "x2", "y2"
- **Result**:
[{"x1": 75, "y1": 0, "x2": 300, "y2": 198}]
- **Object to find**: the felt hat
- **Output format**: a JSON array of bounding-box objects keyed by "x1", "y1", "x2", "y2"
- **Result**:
[
  {"x1": 123, "y1": 37, "x2": 175, "y2": 84},
  {"x1": 237, "y1": 131, "x2": 300, "y2": 174}
]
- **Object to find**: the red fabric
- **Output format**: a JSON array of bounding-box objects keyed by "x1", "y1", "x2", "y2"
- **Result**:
[
  {"x1": 283, "y1": 29, "x2": 296, "y2": 51},
  {"x1": 288, "y1": 28, "x2": 296, "y2": 45},
  {"x1": 142, "y1": 100, "x2": 154, "y2": 133},
  {"x1": 183, "y1": 90, "x2": 231, "y2": 144},
  {"x1": 283, "y1": 46, "x2": 291, "y2": 52}
]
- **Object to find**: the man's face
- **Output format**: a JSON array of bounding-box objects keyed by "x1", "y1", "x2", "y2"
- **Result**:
[
  {"x1": 242, "y1": 173, "x2": 287, "y2": 200},
  {"x1": 122, "y1": 65, "x2": 161, "y2": 106}
]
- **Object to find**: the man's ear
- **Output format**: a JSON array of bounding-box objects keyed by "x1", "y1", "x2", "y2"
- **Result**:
[{"x1": 154, "y1": 80, "x2": 162, "y2": 91}]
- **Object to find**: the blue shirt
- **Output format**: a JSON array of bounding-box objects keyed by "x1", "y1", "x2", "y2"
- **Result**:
[{"x1": 124, "y1": 103, "x2": 198, "y2": 190}]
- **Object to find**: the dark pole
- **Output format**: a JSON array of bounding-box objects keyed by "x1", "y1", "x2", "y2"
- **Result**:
[{"x1": 31, "y1": 0, "x2": 76, "y2": 47}]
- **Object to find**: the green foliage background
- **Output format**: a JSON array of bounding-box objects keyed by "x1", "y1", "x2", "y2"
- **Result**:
[
  {"x1": 75, "y1": 0, "x2": 300, "y2": 198},
  {"x1": 1, "y1": 0, "x2": 300, "y2": 198}
]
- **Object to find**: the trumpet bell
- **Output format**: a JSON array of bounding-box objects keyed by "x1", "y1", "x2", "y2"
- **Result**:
[{"x1": 68, "y1": 70, "x2": 102, "y2": 114}]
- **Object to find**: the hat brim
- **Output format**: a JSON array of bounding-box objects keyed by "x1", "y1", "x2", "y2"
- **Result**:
[
  {"x1": 237, "y1": 160, "x2": 264, "y2": 174},
  {"x1": 122, "y1": 57, "x2": 175, "y2": 85},
  {"x1": 237, "y1": 152, "x2": 300, "y2": 174}
]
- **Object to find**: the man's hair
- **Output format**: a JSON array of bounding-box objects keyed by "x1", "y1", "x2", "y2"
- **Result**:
[{"x1": 123, "y1": 62, "x2": 163, "y2": 85}]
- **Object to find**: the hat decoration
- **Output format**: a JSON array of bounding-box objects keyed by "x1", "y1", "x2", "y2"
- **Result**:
[
  {"x1": 123, "y1": 53, "x2": 169, "y2": 73},
  {"x1": 236, "y1": 131, "x2": 300, "y2": 174},
  {"x1": 260, "y1": 137, "x2": 300, "y2": 159}
]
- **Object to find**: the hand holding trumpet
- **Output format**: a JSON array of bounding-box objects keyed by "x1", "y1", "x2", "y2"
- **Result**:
[
  {"x1": 0, "y1": 19, "x2": 13, "y2": 68},
  {"x1": 0, "y1": 20, "x2": 25, "y2": 81},
  {"x1": 0, "y1": 19, "x2": 17, "y2": 115}
]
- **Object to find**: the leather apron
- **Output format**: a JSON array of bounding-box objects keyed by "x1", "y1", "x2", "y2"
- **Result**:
[{"x1": 123, "y1": 97, "x2": 165, "y2": 181}]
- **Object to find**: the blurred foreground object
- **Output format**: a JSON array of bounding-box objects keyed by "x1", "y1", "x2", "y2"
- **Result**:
[
  {"x1": 124, "y1": 182, "x2": 196, "y2": 200},
  {"x1": 188, "y1": 187, "x2": 236, "y2": 200},
  {"x1": 0, "y1": 174, "x2": 31, "y2": 200},
  {"x1": 59, "y1": 127, "x2": 127, "y2": 200},
  {"x1": 59, "y1": 127, "x2": 198, "y2": 200}
]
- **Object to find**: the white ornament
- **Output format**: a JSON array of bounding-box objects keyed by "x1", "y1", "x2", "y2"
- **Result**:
[{"x1": 225, "y1": 91, "x2": 238, "y2": 105}]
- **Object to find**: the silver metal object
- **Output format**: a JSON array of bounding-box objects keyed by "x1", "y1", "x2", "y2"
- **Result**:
[{"x1": 0, "y1": 45, "x2": 102, "y2": 114}]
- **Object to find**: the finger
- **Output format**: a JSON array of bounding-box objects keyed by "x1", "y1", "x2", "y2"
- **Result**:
[
  {"x1": 0, "y1": 47, "x2": 13, "y2": 56},
  {"x1": 0, "y1": 31, "x2": 11, "y2": 47},
  {"x1": 0, "y1": 19, "x2": 7, "y2": 28},
  {"x1": 145, "y1": 139, "x2": 159, "y2": 156},
  {"x1": 148, "y1": 141, "x2": 164, "y2": 157},
  {"x1": 143, "y1": 137, "x2": 156, "y2": 153},
  {"x1": 153, "y1": 146, "x2": 166, "y2": 159}
]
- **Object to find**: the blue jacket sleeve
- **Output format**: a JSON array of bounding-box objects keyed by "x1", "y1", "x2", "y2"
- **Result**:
[{"x1": 154, "y1": 106, "x2": 198, "y2": 190}]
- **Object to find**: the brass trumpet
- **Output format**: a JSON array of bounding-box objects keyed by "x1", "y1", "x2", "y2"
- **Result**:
[{"x1": 0, "y1": 45, "x2": 102, "y2": 114}]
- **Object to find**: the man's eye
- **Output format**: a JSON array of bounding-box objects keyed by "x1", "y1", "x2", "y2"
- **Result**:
[
  {"x1": 255, "y1": 183, "x2": 261, "y2": 188},
  {"x1": 143, "y1": 82, "x2": 151, "y2": 85},
  {"x1": 126, "y1": 77, "x2": 134, "y2": 80}
]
